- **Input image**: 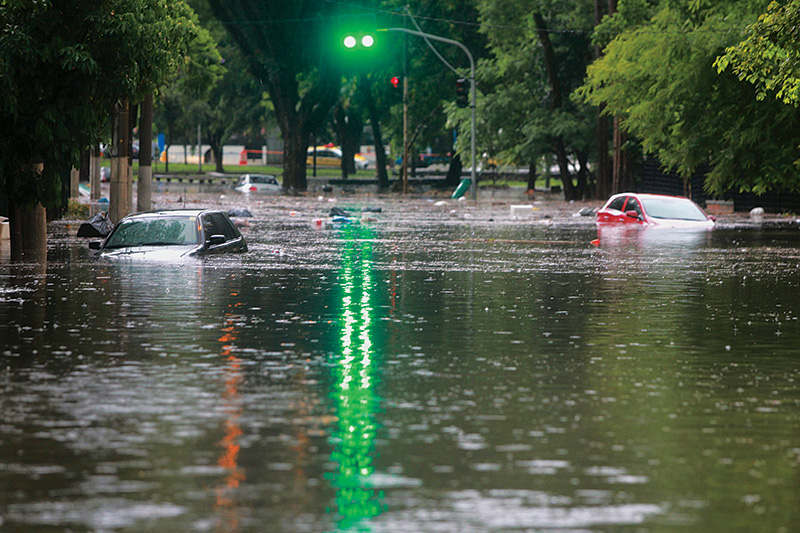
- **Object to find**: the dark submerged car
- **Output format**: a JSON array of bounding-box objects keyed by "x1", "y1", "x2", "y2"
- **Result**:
[{"x1": 89, "y1": 209, "x2": 248, "y2": 259}]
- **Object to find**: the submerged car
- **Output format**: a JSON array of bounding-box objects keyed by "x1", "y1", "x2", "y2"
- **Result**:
[
  {"x1": 234, "y1": 174, "x2": 280, "y2": 193},
  {"x1": 596, "y1": 193, "x2": 715, "y2": 229},
  {"x1": 89, "y1": 209, "x2": 248, "y2": 259}
]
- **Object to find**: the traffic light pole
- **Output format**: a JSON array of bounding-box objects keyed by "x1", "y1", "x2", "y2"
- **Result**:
[{"x1": 378, "y1": 28, "x2": 477, "y2": 201}]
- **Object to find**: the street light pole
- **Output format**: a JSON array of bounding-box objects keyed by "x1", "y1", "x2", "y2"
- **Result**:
[{"x1": 378, "y1": 27, "x2": 477, "y2": 201}]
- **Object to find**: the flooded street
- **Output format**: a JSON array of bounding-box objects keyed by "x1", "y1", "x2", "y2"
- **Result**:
[{"x1": 1, "y1": 192, "x2": 800, "y2": 532}]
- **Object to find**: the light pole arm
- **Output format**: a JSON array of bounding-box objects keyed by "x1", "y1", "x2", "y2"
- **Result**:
[{"x1": 378, "y1": 27, "x2": 478, "y2": 200}]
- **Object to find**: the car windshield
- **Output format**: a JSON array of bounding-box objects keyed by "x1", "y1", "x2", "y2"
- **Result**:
[
  {"x1": 640, "y1": 197, "x2": 708, "y2": 221},
  {"x1": 104, "y1": 216, "x2": 199, "y2": 248}
]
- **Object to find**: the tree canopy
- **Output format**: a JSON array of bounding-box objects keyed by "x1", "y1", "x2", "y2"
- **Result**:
[
  {"x1": 716, "y1": 0, "x2": 800, "y2": 106},
  {"x1": 0, "y1": 0, "x2": 199, "y2": 209},
  {"x1": 579, "y1": 0, "x2": 800, "y2": 195},
  {"x1": 207, "y1": 0, "x2": 341, "y2": 191}
]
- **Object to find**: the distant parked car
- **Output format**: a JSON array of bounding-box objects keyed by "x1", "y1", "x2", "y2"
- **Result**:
[
  {"x1": 234, "y1": 174, "x2": 281, "y2": 193},
  {"x1": 89, "y1": 209, "x2": 247, "y2": 259},
  {"x1": 100, "y1": 167, "x2": 110, "y2": 182},
  {"x1": 596, "y1": 193, "x2": 715, "y2": 229},
  {"x1": 307, "y1": 145, "x2": 369, "y2": 169}
]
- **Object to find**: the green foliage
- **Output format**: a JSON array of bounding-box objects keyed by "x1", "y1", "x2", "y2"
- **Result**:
[
  {"x1": 206, "y1": 0, "x2": 343, "y2": 190},
  {"x1": 716, "y1": 0, "x2": 800, "y2": 106},
  {"x1": 450, "y1": 0, "x2": 595, "y2": 175},
  {"x1": 0, "y1": 0, "x2": 199, "y2": 209},
  {"x1": 579, "y1": 0, "x2": 800, "y2": 195}
]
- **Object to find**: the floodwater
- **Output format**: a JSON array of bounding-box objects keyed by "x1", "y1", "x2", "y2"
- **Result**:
[{"x1": 1, "y1": 194, "x2": 800, "y2": 532}]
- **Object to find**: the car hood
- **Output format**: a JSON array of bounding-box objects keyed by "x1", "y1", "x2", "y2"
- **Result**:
[
  {"x1": 97, "y1": 245, "x2": 201, "y2": 261},
  {"x1": 647, "y1": 218, "x2": 714, "y2": 229}
]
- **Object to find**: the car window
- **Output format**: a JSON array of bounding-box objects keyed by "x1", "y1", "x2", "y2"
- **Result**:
[
  {"x1": 105, "y1": 217, "x2": 198, "y2": 248},
  {"x1": 624, "y1": 197, "x2": 642, "y2": 215},
  {"x1": 203, "y1": 214, "x2": 226, "y2": 241},
  {"x1": 205, "y1": 213, "x2": 238, "y2": 241},
  {"x1": 640, "y1": 197, "x2": 708, "y2": 221},
  {"x1": 607, "y1": 197, "x2": 626, "y2": 211}
]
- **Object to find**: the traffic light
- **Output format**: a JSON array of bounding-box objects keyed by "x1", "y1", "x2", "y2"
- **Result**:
[
  {"x1": 340, "y1": 14, "x2": 377, "y2": 52},
  {"x1": 389, "y1": 75, "x2": 402, "y2": 102},
  {"x1": 455, "y1": 77, "x2": 469, "y2": 108},
  {"x1": 342, "y1": 32, "x2": 375, "y2": 50}
]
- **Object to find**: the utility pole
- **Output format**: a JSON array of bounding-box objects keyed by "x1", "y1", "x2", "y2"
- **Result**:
[
  {"x1": 197, "y1": 123, "x2": 203, "y2": 173},
  {"x1": 378, "y1": 27, "x2": 477, "y2": 200}
]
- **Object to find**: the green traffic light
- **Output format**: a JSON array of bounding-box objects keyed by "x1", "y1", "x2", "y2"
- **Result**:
[{"x1": 342, "y1": 33, "x2": 375, "y2": 50}]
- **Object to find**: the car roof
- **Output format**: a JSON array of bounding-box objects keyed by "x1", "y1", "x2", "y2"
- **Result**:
[
  {"x1": 121, "y1": 209, "x2": 222, "y2": 219},
  {"x1": 613, "y1": 193, "x2": 692, "y2": 202}
]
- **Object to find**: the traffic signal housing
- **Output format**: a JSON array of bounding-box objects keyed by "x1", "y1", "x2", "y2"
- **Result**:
[
  {"x1": 389, "y1": 75, "x2": 402, "y2": 101},
  {"x1": 455, "y1": 78, "x2": 469, "y2": 108},
  {"x1": 339, "y1": 14, "x2": 377, "y2": 54}
]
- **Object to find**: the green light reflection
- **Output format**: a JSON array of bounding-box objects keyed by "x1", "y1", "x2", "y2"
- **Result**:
[{"x1": 326, "y1": 224, "x2": 385, "y2": 531}]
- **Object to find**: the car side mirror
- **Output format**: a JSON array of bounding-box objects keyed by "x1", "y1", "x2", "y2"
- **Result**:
[
  {"x1": 708, "y1": 215, "x2": 717, "y2": 222},
  {"x1": 89, "y1": 241, "x2": 101, "y2": 250},
  {"x1": 625, "y1": 210, "x2": 640, "y2": 220},
  {"x1": 206, "y1": 235, "x2": 226, "y2": 247}
]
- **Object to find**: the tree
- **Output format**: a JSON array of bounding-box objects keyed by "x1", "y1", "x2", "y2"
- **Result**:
[
  {"x1": 449, "y1": 0, "x2": 597, "y2": 200},
  {"x1": 387, "y1": 0, "x2": 488, "y2": 188},
  {"x1": 580, "y1": 0, "x2": 800, "y2": 196},
  {"x1": 0, "y1": 0, "x2": 199, "y2": 260},
  {"x1": 206, "y1": 0, "x2": 340, "y2": 192},
  {"x1": 717, "y1": 0, "x2": 800, "y2": 106}
]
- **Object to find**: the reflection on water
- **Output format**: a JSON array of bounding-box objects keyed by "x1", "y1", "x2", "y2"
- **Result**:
[
  {"x1": 2, "y1": 202, "x2": 800, "y2": 531},
  {"x1": 215, "y1": 315, "x2": 245, "y2": 532},
  {"x1": 326, "y1": 224, "x2": 384, "y2": 530},
  {"x1": 596, "y1": 224, "x2": 713, "y2": 249}
]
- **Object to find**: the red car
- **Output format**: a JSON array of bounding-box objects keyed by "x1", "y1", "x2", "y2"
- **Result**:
[{"x1": 596, "y1": 193, "x2": 715, "y2": 229}]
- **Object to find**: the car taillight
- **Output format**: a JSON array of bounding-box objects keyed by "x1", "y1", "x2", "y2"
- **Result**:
[{"x1": 249, "y1": 186, "x2": 257, "y2": 191}]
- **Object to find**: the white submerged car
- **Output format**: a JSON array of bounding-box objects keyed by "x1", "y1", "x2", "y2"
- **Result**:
[{"x1": 234, "y1": 174, "x2": 281, "y2": 193}]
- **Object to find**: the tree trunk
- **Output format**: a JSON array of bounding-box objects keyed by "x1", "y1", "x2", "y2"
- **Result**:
[
  {"x1": 612, "y1": 116, "x2": 629, "y2": 193},
  {"x1": 282, "y1": 128, "x2": 308, "y2": 193},
  {"x1": 554, "y1": 139, "x2": 577, "y2": 200},
  {"x1": 334, "y1": 102, "x2": 363, "y2": 178},
  {"x1": 358, "y1": 74, "x2": 389, "y2": 190},
  {"x1": 607, "y1": 0, "x2": 624, "y2": 195},
  {"x1": 9, "y1": 164, "x2": 47, "y2": 262},
  {"x1": 269, "y1": 68, "x2": 337, "y2": 191},
  {"x1": 533, "y1": 12, "x2": 577, "y2": 200},
  {"x1": 594, "y1": 0, "x2": 611, "y2": 200},
  {"x1": 211, "y1": 144, "x2": 225, "y2": 173},
  {"x1": 527, "y1": 162, "x2": 537, "y2": 192},
  {"x1": 576, "y1": 149, "x2": 590, "y2": 198},
  {"x1": 110, "y1": 101, "x2": 131, "y2": 224},
  {"x1": 137, "y1": 93, "x2": 153, "y2": 212},
  {"x1": 128, "y1": 103, "x2": 137, "y2": 211},
  {"x1": 90, "y1": 145, "x2": 101, "y2": 201}
]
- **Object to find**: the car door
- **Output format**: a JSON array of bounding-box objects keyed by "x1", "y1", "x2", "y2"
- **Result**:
[
  {"x1": 622, "y1": 196, "x2": 645, "y2": 225},
  {"x1": 201, "y1": 213, "x2": 246, "y2": 254},
  {"x1": 597, "y1": 196, "x2": 628, "y2": 224}
]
